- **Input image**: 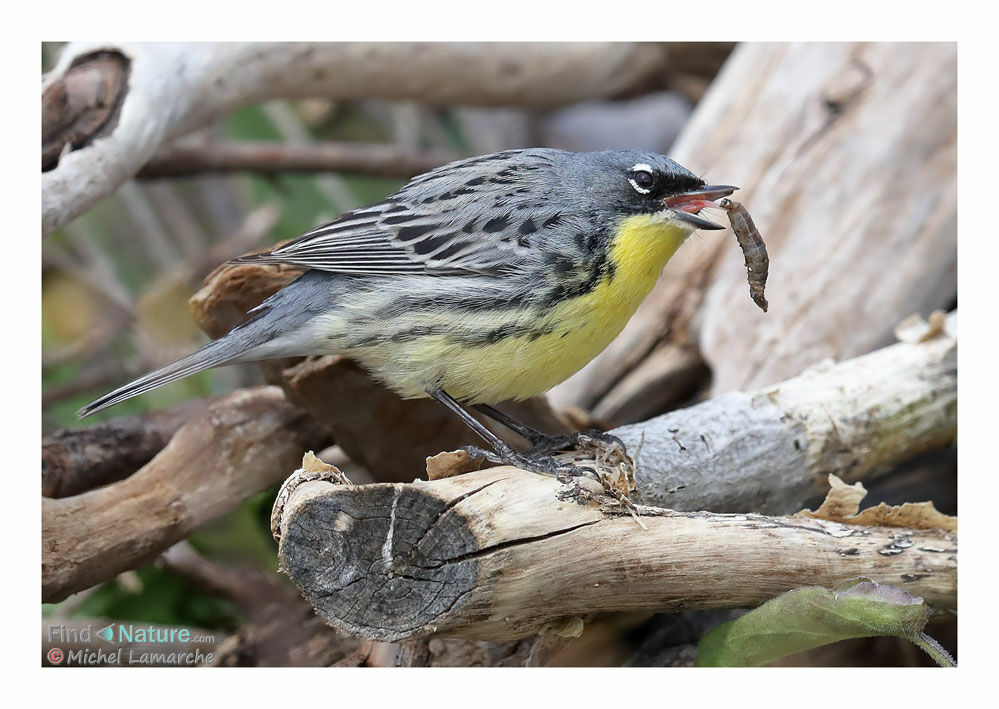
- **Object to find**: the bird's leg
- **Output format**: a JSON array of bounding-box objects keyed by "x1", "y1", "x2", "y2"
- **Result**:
[
  {"x1": 474, "y1": 403, "x2": 629, "y2": 460},
  {"x1": 426, "y1": 390, "x2": 593, "y2": 479}
]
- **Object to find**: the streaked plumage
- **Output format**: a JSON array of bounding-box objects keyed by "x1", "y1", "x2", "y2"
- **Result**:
[{"x1": 79, "y1": 148, "x2": 734, "y2": 457}]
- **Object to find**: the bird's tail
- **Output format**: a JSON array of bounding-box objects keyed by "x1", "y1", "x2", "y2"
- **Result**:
[
  {"x1": 76, "y1": 336, "x2": 251, "y2": 419},
  {"x1": 77, "y1": 270, "x2": 337, "y2": 419}
]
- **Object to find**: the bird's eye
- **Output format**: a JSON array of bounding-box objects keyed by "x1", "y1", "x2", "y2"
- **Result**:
[{"x1": 628, "y1": 168, "x2": 656, "y2": 195}]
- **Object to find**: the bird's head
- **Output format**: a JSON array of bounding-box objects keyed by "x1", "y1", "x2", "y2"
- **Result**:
[{"x1": 574, "y1": 149, "x2": 736, "y2": 231}]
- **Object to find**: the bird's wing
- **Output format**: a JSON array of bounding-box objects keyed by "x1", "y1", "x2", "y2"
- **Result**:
[{"x1": 232, "y1": 149, "x2": 565, "y2": 277}]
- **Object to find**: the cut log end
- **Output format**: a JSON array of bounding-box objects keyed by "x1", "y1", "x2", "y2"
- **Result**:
[{"x1": 279, "y1": 479, "x2": 483, "y2": 641}]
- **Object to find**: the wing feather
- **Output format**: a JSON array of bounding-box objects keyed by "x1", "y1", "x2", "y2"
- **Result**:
[{"x1": 231, "y1": 149, "x2": 564, "y2": 278}]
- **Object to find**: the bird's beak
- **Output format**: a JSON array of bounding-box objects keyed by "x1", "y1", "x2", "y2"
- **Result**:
[{"x1": 664, "y1": 185, "x2": 738, "y2": 230}]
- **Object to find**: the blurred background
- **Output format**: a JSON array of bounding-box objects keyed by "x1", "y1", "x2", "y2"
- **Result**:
[{"x1": 41, "y1": 41, "x2": 956, "y2": 667}]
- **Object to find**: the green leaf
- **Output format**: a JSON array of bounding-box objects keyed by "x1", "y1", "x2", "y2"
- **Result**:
[{"x1": 695, "y1": 580, "x2": 954, "y2": 667}]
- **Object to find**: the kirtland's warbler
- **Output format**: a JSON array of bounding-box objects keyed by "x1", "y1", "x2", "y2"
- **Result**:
[{"x1": 80, "y1": 149, "x2": 736, "y2": 474}]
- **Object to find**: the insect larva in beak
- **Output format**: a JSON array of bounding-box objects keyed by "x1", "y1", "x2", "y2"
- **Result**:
[{"x1": 720, "y1": 198, "x2": 769, "y2": 313}]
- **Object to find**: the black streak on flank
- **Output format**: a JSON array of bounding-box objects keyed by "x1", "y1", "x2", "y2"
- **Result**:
[
  {"x1": 519, "y1": 218, "x2": 537, "y2": 235},
  {"x1": 540, "y1": 248, "x2": 612, "y2": 308},
  {"x1": 547, "y1": 253, "x2": 575, "y2": 276},
  {"x1": 543, "y1": 213, "x2": 564, "y2": 228},
  {"x1": 464, "y1": 321, "x2": 558, "y2": 347}
]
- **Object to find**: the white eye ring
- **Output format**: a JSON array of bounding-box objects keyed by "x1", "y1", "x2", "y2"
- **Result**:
[{"x1": 628, "y1": 163, "x2": 655, "y2": 194}]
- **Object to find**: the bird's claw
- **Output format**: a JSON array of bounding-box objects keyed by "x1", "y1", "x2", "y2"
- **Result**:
[{"x1": 460, "y1": 445, "x2": 599, "y2": 481}]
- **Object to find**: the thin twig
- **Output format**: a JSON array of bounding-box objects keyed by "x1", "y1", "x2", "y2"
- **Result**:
[{"x1": 139, "y1": 139, "x2": 462, "y2": 180}]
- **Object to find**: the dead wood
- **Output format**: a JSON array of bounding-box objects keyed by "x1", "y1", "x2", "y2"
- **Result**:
[
  {"x1": 272, "y1": 322, "x2": 956, "y2": 642},
  {"x1": 42, "y1": 50, "x2": 129, "y2": 171},
  {"x1": 616, "y1": 313, "x2": 956, "y2": 514},
  {"x1": 42, "y1": 398, "x2": 209, "y2": 498},
  {"x1": 42, "y1": 387, "x2": 332, "y2": 603},
  {"x1": 139, "y1": 140, "x2": 462, "y2": 180},
  {"x1": 550, "y1": 42, "x2": 957, "y2": 424},
  {"x1": 275, "y1": 469, "x2": 956, "y2": 642}
]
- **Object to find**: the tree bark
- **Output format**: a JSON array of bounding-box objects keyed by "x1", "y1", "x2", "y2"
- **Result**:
[
  {"x1": 275, "y1": 470, "x2": 956, "y2": 642},
  {"x1": 619, "y1": 313, "x2": 956, "y2": 514},
  {"x1": 42, "y1": 397, "x2": 209, "y2": 498},
  {"x1": 550, "y1": 42, "x2": 956, "y2": 424},
  {"x1": 42, "y1": 387, "x2": 332, "y2": 602}
]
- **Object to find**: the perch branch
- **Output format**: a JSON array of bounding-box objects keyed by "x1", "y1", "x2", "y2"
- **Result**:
[
  {"x1": 138, "y1": 140, "x2": 462, "y2": 180},
  {"x1": 617, "y1": 312, "x2": 956, "y2": 514},
  {"x1": 275, "y1": 469, "x2": 956, "y2": 642},
  {"x1": 42, "y1": 42, "x2": 668, "y2": 234},
  {"x1": 42, "y1": 386, "x2": 333, "y2": 603}
]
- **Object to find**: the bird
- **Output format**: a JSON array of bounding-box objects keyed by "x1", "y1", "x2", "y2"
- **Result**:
[{"x1": 79, "y1": 148, "x2": 735, "y2": 475}]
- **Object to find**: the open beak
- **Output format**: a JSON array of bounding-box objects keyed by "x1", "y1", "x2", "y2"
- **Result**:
[{"x1": 664, "y1": 185, "x2": 738, "y2": 230}]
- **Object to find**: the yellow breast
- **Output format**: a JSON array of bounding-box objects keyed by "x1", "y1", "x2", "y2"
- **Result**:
[{"x1": 385, "y1": 214, "x2": 693, "y2": 403}]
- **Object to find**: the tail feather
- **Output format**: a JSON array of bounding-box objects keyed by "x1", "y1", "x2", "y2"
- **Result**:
[
  {"x1": 77, "y1": 269, "x2": 338, "y2": 419},
  {"x1": 77, "y1": 338, "x2": 244, "y2": 419}
]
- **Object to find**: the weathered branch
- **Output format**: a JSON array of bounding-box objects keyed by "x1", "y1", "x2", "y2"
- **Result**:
[
  {"x1": 42, "y1": 386, "x2": 333, "y2": 602},
  {"x1": 276, "y1": 469, "x2": 956, "y2": 642},
  {"x1": 42, "y1": 397, "x2": 210, "y2": 498},
  {"x1": 551, "y1": 42, "x2": 956, "y2": 423},
  {"x1": 138, "y1": 140, "x2": 462, "y2": 180},
  {"x1": 42, "y1": 42, "x2": 669, "y2": 234},
  {"x1": 619, "y1": 313, "x2": 956, "y2": 514}
]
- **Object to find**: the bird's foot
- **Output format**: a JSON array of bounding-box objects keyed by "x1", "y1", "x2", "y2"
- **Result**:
[
  {"x1": 524, "y1": 429, "x2": 629, "y2": 460},
  {"x1": 459, "y1": 445, "x2": 598, "y2": 482}
]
